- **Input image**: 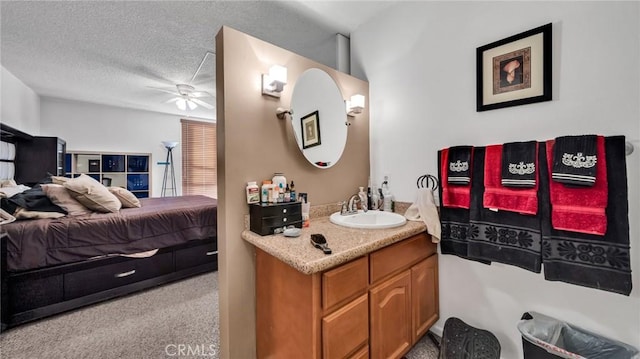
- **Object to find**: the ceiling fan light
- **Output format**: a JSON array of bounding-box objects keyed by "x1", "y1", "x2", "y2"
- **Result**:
[
  {"x1": 176, "y1": 98, "x2": 187, "y2": 111},
  {"x1": 187, "y1": 99, "x2": 197, "y2": 110}
]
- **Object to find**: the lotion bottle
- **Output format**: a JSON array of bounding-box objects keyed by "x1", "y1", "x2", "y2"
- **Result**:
[
  {"x1": 358, "y1": 186, "x2": 368, "y2": 211},
  {"x1": 382, "y1": 176, "x2": 393, "y2": 212}
]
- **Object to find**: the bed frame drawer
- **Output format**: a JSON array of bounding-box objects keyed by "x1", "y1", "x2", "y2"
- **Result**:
[
  {"x1": 64, "y1": 252, "x2": 173, "y2": 300},
  {"x1": 9, "y1": 274, "x2": 64, "y2": 313},
  {"x1": 175, "y1": 241, "x2": 218, "y2": 271}
]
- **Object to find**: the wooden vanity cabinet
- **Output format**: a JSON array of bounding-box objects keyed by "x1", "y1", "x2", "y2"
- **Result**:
[{"x1": 255, "y1": 232, "x2": 438, "y2": 359}]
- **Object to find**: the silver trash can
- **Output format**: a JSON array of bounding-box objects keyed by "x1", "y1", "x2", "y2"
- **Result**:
[{"x1": 518, "y1": 312, "x2": 639, "y2": 359}]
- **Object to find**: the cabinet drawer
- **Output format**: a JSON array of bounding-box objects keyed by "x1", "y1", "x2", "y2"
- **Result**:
[
  {"x1": 370, "y1": 233, "x2": 435, "y2": 284},
  {"x1": 322, "y1": 294, "x2": 369, "y2": 359},
  {"x1": 259, "y1": 215, "x2": 303, "y2": 229},
  {"x1": 322, "y1": 256, "x2": 368, "y2": 311},
  {"x1": 175, "y1": 241, "x2": 218, "y2": 271},
  {"x1": 349, "y1": 346, "x2": 369, "y2": 359},
  {"x1": 64, "y1": 252, "x2": 173, "y2": 299}
]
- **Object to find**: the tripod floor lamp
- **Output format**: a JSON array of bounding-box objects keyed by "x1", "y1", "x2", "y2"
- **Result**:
[{"x1": 161, "y1": 141, "x2": 178, "y2": 197}]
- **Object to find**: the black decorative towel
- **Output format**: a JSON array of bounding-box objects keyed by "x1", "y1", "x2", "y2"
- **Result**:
[
  {"x1": 552, "y1": 135, "x2": 598, "y2": 186},
  {"x1": 468, "y1": 147, "x2": 542, "y2": 273},
  {"x1": 541, "y1": 136, "x2": 632, "y2": 295},
  {"x1": 501, "y1": 141, "x2": 537, "y2": 187},
  {"x1": 447, "y1": 146, "x2": 473, "y2": 185},
  {"x1": 438, "y1": 149, "x2": 491, "y2": 265}
]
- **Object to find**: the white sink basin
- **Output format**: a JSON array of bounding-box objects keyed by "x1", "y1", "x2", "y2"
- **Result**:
[{"x1": 329, "y1": 210, "x2": 407, "y2": 229}]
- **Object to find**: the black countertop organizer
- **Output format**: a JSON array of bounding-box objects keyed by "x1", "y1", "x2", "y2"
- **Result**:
[{"x1": 249, "y1": 202, "x2": 303, "y2": 236}]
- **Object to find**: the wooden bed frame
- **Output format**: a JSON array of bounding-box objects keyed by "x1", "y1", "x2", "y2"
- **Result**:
[
  {"x1": 0, "y1": 234, "x2": 217, "y2": 331},
  {"x1": 0, "y1": 124, "x2": 218, "y2": 331}
]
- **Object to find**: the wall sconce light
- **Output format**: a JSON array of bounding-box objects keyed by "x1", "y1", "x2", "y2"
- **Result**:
[
  {"x1": 262, "y1": 65, "x2": 288, "y2": 98},
  {"x1": 346, "y1": 94, "x2": 365, "y2": 116}
]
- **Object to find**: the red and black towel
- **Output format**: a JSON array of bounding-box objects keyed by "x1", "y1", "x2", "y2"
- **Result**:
[
  {"x1": 501, "y1": 141, "x2": 537, "y2": 188},
  {"x1": 483, "y1": 144, "x2": 538, "y2": 215},
  {"x1": 546, "y1": 136, "x2": 607, "y2": 235},
  {"x1": 551, "y1": 135, "x2": 598, "y2": 186},
  {"x1": 540, "y1": 136, "x2": 631, "y2": 296},
  {"x1": 440, "y1": 147, "x2": 473, "y2": 209}
]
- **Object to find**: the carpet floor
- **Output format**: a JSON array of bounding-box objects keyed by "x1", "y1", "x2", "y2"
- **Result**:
[
  {"x1": 0, "y1": 272, "x2": 219, "y2": 359},
  {"x1": 0, "y1": 271, "x2": 439, "y2": 358}
]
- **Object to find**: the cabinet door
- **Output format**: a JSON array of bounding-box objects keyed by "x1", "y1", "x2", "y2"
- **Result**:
[
  {"x1": 370, "y1": 270, "x2": 412, "y2": 359},
  {"x1": 411, "y1": 255, "x2": 439, "y2": 344}
]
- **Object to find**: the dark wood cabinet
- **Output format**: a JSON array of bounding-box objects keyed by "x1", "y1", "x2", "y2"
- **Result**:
[
  {"x1": 15, "y1": 136, "x2": 66, "y2": 185},
  {"x1": 255, "y1": 233, "x2": 439, "y2": 359}
]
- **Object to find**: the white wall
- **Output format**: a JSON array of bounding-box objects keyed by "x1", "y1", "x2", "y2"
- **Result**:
[
  {"x1": 1, "y1": 65, "x2": 40, "y2": 135},
  {"x1": 352, "y1": 2, "x2": 639, "y2": 357},
  {"x1": 39, "y1": 97, "x2": 210, "y2": 197}
]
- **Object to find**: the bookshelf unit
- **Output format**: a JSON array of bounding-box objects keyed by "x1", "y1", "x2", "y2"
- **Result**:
[{"x1": 65, "y1": 151, "x2": 151, "y2": 198}]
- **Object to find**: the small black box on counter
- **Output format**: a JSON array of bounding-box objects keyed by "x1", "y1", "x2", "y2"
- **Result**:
[{"x1": 250, "y1": 202, "x2": 302, "y2": 236}]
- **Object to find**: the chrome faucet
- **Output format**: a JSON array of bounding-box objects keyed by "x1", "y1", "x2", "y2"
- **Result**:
[
  {"x1": 339, "y1": 195, "x2": 358, "y2": 215},
  {"x1": 340, "y1": 193, "x2": 368, "y2": 216}
]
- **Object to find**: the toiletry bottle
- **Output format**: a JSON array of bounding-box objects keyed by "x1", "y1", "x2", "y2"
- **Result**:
[
  {"x1": 289, "y1": 181, "x2": 296, "y2": 202},
  {"x1": 371, "y1": 182, "x2": 379, "y2": 210},
  {"x1": 301, "y1": 197, "x2": 310, "y2": 228},
  {"x1": 284, "y1": 183, "x2": 291, "y2": 202},
  {"x1": 278, "y1": 183, "x2": 284, "y2": 203},
  {"x1": 261, "y1": 180, "x2": 272, "y2": 203},
  {"x1": 378, "y1": 188, "x2": 385, "y2": 210},
  {"x1": 272, "y1": 173, "x2": 286, "y2": 191},
  {"x1": 246, "y1": 181, "x2": 260, "y2": 204},
  {"x1": 382, "y1": 177, "x2": 393, "y2": 212},
  {"x1": 367, "y1": 187, "x2": 373, "y2": 210},
  {"x1": 271, "y1": 184, "x2": 279, "y2": 203},
  {"x1": 358, "y1": 186, "x2": 368, "y2": 211}
]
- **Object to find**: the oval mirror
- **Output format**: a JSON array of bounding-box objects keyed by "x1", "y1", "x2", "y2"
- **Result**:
[{"x1": 291, "y1": 68, "x2": 347, "y2": 169}]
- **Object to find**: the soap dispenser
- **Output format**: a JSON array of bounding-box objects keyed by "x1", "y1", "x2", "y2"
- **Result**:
[
  {"x1": 382, "y1": 176, "x2": 393, "y2": 212},
  {"x1": 358, "y1": 186, "x2": 368, "y2": 212}
]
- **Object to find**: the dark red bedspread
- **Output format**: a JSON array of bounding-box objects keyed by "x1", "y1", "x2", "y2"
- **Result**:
[{"x1": 2, "y1": 195, "x2": 217, "y2": 271}]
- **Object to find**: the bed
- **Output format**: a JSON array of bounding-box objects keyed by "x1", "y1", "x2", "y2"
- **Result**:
[{"x1": 0, "y1": 124, "x2": 218, "y2": 331}]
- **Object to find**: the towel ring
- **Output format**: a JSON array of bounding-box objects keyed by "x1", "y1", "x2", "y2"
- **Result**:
[{"x1": 417, "y1": 174, "x2": 439, "y2": 191}]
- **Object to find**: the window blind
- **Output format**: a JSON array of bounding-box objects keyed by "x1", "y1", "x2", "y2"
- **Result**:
[{"x1": 181, "y1": 119, "x2": 217, "y2": 198}]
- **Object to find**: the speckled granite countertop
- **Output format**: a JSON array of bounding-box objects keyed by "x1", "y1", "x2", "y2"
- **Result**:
[{"x1": 242, "y1": 205, "x2": 427, "y2": 275}]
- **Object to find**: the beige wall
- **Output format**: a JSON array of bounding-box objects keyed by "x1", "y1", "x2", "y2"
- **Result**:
[{"x1": 216, "y1": 27, "x2": 370, "y2": 358}]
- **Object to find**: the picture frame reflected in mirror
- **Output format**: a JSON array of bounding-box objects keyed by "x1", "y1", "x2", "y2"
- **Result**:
[{"x1": 301, "y1": 110, "x2": 321, "y2": 149}]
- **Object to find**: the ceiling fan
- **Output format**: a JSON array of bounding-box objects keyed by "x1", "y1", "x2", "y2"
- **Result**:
[
  {"x1": 154, "y1": 84, "x2": 214, "y2": 110},
  {"x1": 148, "y1": 51, "x2": 215, "y2": 111}
]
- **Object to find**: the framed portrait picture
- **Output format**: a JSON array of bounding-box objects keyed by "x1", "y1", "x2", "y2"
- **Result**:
[
  {"x1": 476, "y1": 23, "x2": 552, "y2": 111},
  {"x1": 301, "y1": 110, "x2": 321, "y2": 149}
]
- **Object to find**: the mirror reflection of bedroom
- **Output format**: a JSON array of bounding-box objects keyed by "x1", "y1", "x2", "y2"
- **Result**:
[{"x1": 0, "y1": 2, "x2": 374, "y2": 358}]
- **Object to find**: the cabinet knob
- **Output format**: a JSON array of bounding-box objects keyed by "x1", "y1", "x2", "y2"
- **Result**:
[
  {"x1": 283, "y1": 209, "x2": 287, "y2": 214},
  {"x1": 283, "y1": 218, "x2": 287, "y2": 222}
]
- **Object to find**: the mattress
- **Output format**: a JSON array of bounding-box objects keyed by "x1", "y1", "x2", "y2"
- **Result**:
[{"x1": 3, "y1": 195, "x2": 217, "y2": 271}]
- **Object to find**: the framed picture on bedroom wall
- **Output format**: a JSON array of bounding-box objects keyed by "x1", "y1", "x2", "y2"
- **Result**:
[{"x1": 476, "y1": 23, "x2": 552, "y2": 111}]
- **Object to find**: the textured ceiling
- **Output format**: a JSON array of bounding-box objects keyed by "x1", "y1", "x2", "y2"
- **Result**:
[{"x1": 0, "y1": 1, "x2": 393, "y2": 120}]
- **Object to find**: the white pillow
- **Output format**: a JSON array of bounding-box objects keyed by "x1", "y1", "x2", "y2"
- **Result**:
[
  {"x1": 108, "y1": 187, "x2": 142, "y2": 208},
  {"x1": 63, "y1": 174, "x2": 122, "y2": 213},
  {"x1": 41, "y1": 183, "x2": 92, "y2": 216}
]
